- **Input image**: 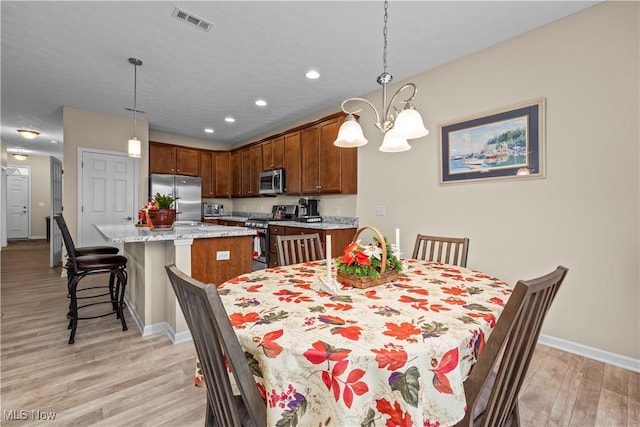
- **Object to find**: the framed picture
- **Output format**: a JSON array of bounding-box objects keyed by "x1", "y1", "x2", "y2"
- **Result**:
[{"x1": 440, "y1": 98, "x2": 545, "y2": 184}]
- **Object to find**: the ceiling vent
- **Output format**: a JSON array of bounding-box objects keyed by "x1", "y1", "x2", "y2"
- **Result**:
[{"x1": 171, "y1": 7, "x2": 212, "y2": 32}]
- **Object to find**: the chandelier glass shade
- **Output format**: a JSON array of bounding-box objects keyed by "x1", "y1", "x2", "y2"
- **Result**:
[
  {"x1": 17, "y1": 129, "x2": 40, "y2": 139},
  {"x1": 334, "y1": 0, "x2": 428, "y2": 152},
  {"x1": 127, "y1": 57, "x2": 143, "y2": 158}
]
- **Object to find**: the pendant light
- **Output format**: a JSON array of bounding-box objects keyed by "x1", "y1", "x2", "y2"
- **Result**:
[
  {"x1": 127, "y1": 57, "x2": 143, "y2": 158},
  {"x1": 17, "y1": 129, "x2": 40, "y2": 139},
  {"x1": 334, "y1": 0, "x2": 428, "y2": 152}
]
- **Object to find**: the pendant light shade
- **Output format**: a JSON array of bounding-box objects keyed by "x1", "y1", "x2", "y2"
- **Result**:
[
  {"x1": 379, "y1": 128, "x2": 411, "y2": 153},
  {"x1": 128, "y1": 136, "x2": 141, "y2": 158},
  {"x1": 334, "y1": 114, "x2": 368, "y2": 148},
  {"x1": 393, "y1": 105, "x2": 429, "y2": 139}
]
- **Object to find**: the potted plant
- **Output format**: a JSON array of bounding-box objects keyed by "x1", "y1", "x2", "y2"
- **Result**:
[{"x1": 147, "y1": 192, "x2": 176, "y2": 229}]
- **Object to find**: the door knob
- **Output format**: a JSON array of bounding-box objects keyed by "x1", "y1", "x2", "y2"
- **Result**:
[{"x1": 123, "y1": 216, "x2": 133, "y2": 220}]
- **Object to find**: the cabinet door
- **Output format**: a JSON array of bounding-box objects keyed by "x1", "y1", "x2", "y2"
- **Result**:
[
  {"x1": 231, "y1": 151, "x2": 242, "y2": 197},
  {"x1": 149, "y1": 142, "x2": 176, "y2": 174},
  {"x1": 300, "y1": 126, "x2": 321, "y2": 193},
  {"x1": 200, "y1": 151, "x2": 213, "y2": 197},
  {"x1": 262, "y1": 139, "x2": 273, "y2": 171},
  {"x1": 241, "y1": 148, "x2": 251, "y2": 196},
  {"x1": 214, "y1": 152, "x2": 231, "y2": 198},
  {"x1": 250, "y1": 145, "x2": 263, "y2": 196},
  {"x1": 284, "y1": 132, "x2": 301, "y2": 194},
  {"x1": 272, "y1": 136, "x2": 284, "y2": 169},
  {"x1": 318, "y1": 117, "x2": 342, "y2": 193},
  {"x1": 175, "y1": 147, "x2": 199, "y2": 176}
]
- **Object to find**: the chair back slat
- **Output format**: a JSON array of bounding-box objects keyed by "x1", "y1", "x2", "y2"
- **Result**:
[
  {"x1": 412, "y1": 234, "x2": 470, "y2": 267},
  {"x1": 165, "y1": 264, "x2": 267, "y2": 427},
  {"x1": 456, "y1": 266, "x2": 568, "y2": 427},
  {"x1": 276, "y1": 234, "x2": 325, "y2": 266}
]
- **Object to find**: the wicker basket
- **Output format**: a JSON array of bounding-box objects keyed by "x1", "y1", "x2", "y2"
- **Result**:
[{"x1": 336, "y1": 226, "x2": 399, "y2": 289}]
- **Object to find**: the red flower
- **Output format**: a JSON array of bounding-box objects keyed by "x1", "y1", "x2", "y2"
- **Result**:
[
  {"x1": 355, "y1": 249, "x2": 371, "y2": 266},
  {"x1": 341, "y1": 251, "x2": 356, "y2": 265}
]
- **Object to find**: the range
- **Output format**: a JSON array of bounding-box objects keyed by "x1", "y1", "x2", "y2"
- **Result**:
[{"x1": 244, "y1": 204, "x2": 322, "y2": 270}]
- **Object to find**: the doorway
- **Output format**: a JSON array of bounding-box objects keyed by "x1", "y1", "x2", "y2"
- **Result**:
[{"x1": 6, "y1": 166, "x2": 30, "y2": 240}]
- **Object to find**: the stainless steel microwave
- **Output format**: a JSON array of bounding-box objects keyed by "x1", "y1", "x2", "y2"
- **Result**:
[{"x1": 259, "y1": 168, "x2": 285, "y2": 195}]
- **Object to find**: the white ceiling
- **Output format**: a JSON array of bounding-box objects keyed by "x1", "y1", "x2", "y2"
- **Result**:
[{"x1": 1, "y1": 1, "x2": 600, "y2": 159}]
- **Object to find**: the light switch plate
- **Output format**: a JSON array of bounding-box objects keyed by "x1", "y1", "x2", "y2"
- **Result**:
[{"x1": 376, "y1": 204, "x2": 386, "y2": 216}]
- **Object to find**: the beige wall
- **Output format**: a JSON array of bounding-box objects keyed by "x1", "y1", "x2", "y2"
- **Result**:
[
  {"x1": 56, "y1": 2, "x2": 638, "y2": 361},
  {"x1": 352, "y1": 2, "x2": 638, "y2": 360},
  {"x1": 63, "y1": 107, "x2": 149, "y2": 242},
  {"x1": 149, "y1": 131, "x2": 229, "y2": 151}
]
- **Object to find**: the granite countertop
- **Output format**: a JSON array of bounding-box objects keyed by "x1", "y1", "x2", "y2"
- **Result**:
[
  {"x1": 205, "y1": 214, "x2": 358, "y2": 230},
  {"x1": 95, "y1": 222, "x2": 255, "y2": 243}
]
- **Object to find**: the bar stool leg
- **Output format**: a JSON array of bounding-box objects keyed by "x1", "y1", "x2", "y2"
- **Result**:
[
  {"x1": 67, "y1": 275, "x2": 79, "y2": 344},
  {"x1": 115, "y1": 268, "x2": 128, "y2": 331}
]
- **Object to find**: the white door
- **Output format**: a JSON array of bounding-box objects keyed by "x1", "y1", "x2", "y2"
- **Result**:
[
  {"x1": 6, "y1": 167, "x2": 30, "y2": 239},
  {"x1": 50, "y1": 156, "x2": 63, "y2": 267},
  {"x1": 79, "y1": 150, "x2": 136, "y2": 248}
]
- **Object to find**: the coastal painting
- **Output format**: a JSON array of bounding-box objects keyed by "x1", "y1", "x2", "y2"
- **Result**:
[{"x1": 440, "y1": 98, "x2": 545, "y2": 183}]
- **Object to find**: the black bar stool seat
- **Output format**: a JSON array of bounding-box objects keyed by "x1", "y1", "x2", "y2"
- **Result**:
[{"x1": 76, "y1": 246, "x2": 120, "y2": 256}]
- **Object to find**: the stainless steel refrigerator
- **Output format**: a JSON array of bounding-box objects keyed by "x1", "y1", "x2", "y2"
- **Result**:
[{"x1": 149, "y1": 174, "x2": 202, "y2": 222}]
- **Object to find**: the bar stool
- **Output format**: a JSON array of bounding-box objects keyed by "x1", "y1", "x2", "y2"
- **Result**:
[
  {"x1": 54, "y1": 215, "x2": 128, "y2": 344},
  {"x1": 54, "y1": 213, "x2": 119, "y2": 257}
]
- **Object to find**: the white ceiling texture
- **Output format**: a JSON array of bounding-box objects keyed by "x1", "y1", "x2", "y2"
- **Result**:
[{"x1": 1, "y1": 1, "x2": 599, "y2": 159}]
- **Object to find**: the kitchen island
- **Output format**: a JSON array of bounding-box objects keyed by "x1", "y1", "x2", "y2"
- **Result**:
[{"x1": 96, "y1": 222, "x2": 255, "y2": 343}]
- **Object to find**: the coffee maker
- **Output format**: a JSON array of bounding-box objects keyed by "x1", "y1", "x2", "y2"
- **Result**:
[{"x1": 297, "y1": 198, "x2": 321, "y2": 222}]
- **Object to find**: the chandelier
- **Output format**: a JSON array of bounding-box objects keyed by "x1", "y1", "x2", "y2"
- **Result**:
[
  {"x1": 334, "y1": 0, "x2": 428, "y2": 152},
  {"x1": 127, "y1": 57, "x2": 143, "y2": 158}
]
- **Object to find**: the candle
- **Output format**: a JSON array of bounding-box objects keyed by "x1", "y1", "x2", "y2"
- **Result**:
[
  {"x1": 395, "y1": 228, "x2": 400, "y2": 254},
  {"x1": 326, "y1": 234, "x2": 332, "y2": 279}
]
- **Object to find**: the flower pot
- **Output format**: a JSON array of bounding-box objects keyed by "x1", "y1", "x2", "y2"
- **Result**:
[{"x1": 148, "y1": 208, "x2": 176, "y2": 230}]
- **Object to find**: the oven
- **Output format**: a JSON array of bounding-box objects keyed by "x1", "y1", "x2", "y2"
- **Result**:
[{"x1": 244, "y1": 218, "x2": 269, "y2": 271}]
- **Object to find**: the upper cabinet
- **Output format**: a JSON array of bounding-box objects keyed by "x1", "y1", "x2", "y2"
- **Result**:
[
  {"x1": 300, "y1": 115, "x2": 357, "y2": 194},
  {"x1": 214, "y1": 151, "x2": 231, "y2": 198},
  {"x1": 240, "y1": 145, "x2": 262, "y2": 197},
  {"x1": 262, "y1": 136, "x2": 284, "y2": 171},
  {"x1": 200, "y1": 151, "x2": 213, "y2": 197},
  {"x1": 283, "y1": 131, "x2": 301, "y2": 194},
  {"x1": 149, "y1": 142, "x2": 199, "y2": 176},
  {"x1": 230, "y1": 151, "x2": 242, "y2": 198}
]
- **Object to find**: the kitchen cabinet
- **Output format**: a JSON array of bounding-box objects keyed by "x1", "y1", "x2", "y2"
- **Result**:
[
  {"x1": 200, "y1": 151, "x2": 213, "y2": 197},
  {"x1": 241, "y1": 145, "x2": 262, "y2": 197},
  {"x1": 268, "y1": 225, "x2": 356, "y2": 268},
  {"x1": 149, "y1": 142, "x2": 200, "y2": 176},
  {"x1": 283, "y1": 131, "x2": 301, "y2": 194},
  {"x1": 214, "y1": 151, "x2": 231, "y2": 198},
  {"x1": 217, "y1": 219, "x2": 246, "y2": 227},
  {"x1": 300, "y1": 116, "x2": 357, "y2": 194},
  {"x1": 262, "y1": 136, "x2": 284, "y2": 171},
  {"x1": 191, "y1": 236, "x2": 252, "y2": 285},
  {"x1": 230, "y1": 151, "x2": 242, "y2": 198}
]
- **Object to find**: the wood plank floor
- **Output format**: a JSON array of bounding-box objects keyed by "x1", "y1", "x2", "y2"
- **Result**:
[{"x1": 1, "y1": 240, "x2": 638, "y2": 426}]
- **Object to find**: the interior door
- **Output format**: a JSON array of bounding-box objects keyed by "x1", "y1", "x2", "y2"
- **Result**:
[
  {"x1": 79, "y1": 150, "x2": 136, "y2": 248},
  {"x1": 6, "y1": 167, "x2": 29, "y2": 239},
  {"x1": 50, "y1": 156, "x2": 63, "y2": 267}
]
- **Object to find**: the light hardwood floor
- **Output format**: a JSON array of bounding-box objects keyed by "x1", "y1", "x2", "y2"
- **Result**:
[{"x1": 1, "y1": 240, "x2": 638, "y2": 426}]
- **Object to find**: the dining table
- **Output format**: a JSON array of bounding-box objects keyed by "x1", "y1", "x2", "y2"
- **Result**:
[{"x1": 198, "y1": 259, "x2": 512, "y2": 427}]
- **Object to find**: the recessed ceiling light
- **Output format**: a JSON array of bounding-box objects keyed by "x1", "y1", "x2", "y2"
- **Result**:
[
  {"x1": 305, "y1": 70, "x2": 320, "y2": 79},
  {"x1": 225, "y1": 117, "x2": 235, "y2": 123},
  {"x1": 205, "y1": 128, "x2": 214, "y2": 133},
  {"x1": 255, "y1": 99, "x2": 267, "y2": 107},
  {"x1": 51, "y1": 140, "x2": 58, "y2": 144}
]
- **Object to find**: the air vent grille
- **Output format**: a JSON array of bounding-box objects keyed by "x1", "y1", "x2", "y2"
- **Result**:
[{"x1": 171, "y1": 7, "x2": 212, "y2": 32}]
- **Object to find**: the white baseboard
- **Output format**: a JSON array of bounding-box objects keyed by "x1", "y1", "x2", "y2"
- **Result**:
[
  {"x1": 539, "y1": 334, "x2": 640, "y2": 373},
  {"x1": 30, "y1": 235, "x2": 46, "y2": 240},
  {"x1": 125, "y1": 295, "x2": 192, "y2": 344}
]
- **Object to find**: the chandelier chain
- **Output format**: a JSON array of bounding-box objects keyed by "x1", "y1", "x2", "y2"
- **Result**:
[{"x1": 382, "y1": 0, "x2": 388, "y2": 74}]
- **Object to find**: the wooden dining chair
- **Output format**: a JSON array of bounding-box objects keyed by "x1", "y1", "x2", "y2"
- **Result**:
[
  {"x1": 412, "y1": 234, "x2": 470, "y2": 267},
  {"x1": 165, "y1": 264, "x2": 267, "y2": 427},
  {"x1": 276, "y1": 233, "x2": 325, "y2": 266},
  {"x1": 455, "y1": 265, "x2": 569, "y2": 427}
]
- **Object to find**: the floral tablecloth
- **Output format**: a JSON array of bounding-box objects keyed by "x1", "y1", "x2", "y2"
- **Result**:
[{"x1": 200, "y1": 259, "x2": 511, "y2": 427}]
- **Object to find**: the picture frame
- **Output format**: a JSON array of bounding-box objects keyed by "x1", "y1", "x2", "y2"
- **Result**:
[{"x1": 439, "y1": 98, "x2": 545, "y2": 184}]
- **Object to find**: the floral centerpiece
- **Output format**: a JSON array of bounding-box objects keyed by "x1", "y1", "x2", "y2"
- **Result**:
[
  {"x1": 336, "y1": 226, "x2": 402, "y2": 288},
  {"x1": 147, "y1": 192, "x2": 176, "y2": 229}
]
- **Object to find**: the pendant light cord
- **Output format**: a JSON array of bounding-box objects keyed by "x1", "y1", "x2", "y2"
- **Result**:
[
  {"x1": 382, "y1": 0, "x2": 388, "y2": 75},
  {"x1": 133, "y1": 62, "x2": 137, "y2": 137}
]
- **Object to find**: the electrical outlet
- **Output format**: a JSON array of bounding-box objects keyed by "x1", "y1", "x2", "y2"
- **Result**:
[
  {"x1": 38, "y1": 202, "x2": 45, "y2": 207},
  {"x1": 335, "y1": 206, "x2": 341, "y2": 215},
  {"x1": 216, "y1": 250, "x2": 230, "y2": 260},
  {"x1": 376, "y1": 204, "x2": 386, "y2": 216}
]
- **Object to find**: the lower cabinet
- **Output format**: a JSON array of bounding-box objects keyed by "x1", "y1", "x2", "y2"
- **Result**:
[
  {"x1": 191, "y1": 236, "x2": 253, "y2": 285},
  {"x1": 269, "y1": 225, "x2": 356, "y2": 268}
]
